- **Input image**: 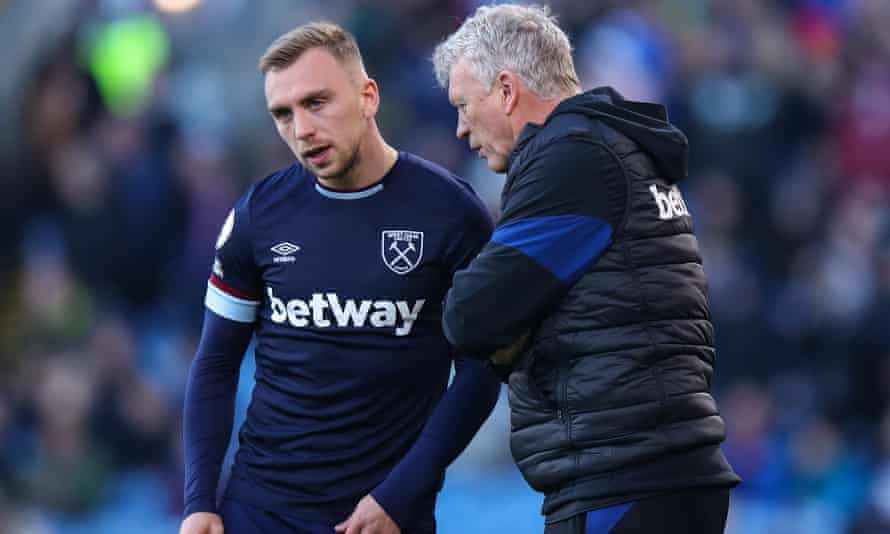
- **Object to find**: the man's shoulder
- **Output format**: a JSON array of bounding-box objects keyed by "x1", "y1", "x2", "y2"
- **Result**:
[
  {"x1": 247, "y1": 162, "x2": 304, "y2": 201},
  {"x1": 536, "y1": 112, "x2": 603, "y2": 146},
  {"x1": 510, "y1": 113, "x2": 609, "y2": 177},
  {"x1": 510, "y1": 114, "x2": 604, "y2": 177},
  {"x1": 398, "y1": 152, "x2": 466, "y2": 189},
  {"x1": 397, "y1": 151, "x2": 486, "y2": 212},
  {"x1": 230, "y1": 163, "x2": 306, "y2": 220}
]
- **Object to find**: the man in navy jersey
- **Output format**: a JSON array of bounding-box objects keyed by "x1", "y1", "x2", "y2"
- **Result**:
[{"x1": 179, "y1": 22, "x2": 500, "y2": 534}]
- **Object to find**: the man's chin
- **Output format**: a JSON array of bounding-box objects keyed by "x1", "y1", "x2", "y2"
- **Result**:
[
  {"x1": 486, "y1": 159, "x2": 508, "y2": 174},
  {"x1": 303, "y1": 160, "x2": 339, "y2": 177}
]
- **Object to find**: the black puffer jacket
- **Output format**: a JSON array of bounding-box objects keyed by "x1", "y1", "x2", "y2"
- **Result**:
[{"x1": 444, "y1": 87, "x2": 740, "y2": 522}]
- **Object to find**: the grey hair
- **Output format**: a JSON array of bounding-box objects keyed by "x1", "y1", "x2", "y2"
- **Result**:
[{"x1": 432, "y1": 4, "x2": 580, "y2": 99}]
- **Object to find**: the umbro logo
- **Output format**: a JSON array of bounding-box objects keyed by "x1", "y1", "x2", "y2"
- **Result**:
[{"x1": 271, "y1": 242, "x2": 300, "y2": 263}]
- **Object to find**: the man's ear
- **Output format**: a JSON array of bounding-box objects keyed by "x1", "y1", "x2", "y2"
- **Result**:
[
  {"x1": 496, "y1": 71, "x2": 518, "y2": 115},
  {"x1": 361, "y1": 78, "x2": 380, "y2": 118}
]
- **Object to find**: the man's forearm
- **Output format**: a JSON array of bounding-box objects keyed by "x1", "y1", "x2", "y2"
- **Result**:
[
  {"x1": 370, "y1": 356, "x2": 500, "y2": 528},
  {"x1": 183, "y1": 310, "x2": 252, "y2": 516}
]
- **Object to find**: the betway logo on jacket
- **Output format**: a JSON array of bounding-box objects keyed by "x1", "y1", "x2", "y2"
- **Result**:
[
  {"x1": 649, "y1": 184, "x2": 689, "y2": 220},
  {"x1": 267, "y1": 288, "x2": 425, "y2": 337}
]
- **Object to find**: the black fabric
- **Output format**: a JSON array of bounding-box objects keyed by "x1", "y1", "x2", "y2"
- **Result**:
[
  {"x1": 492, "y1": 87, "x2": 740, "y2": 519},
  {"x1": 444, "y1": 137, "x2": 625, "y2": 358},
  {"x1": 609, "y1": 489, "x2": 729, "y2": 534},
  {"x1": 499, "y1": 137, "x2": 625, "y2": 224},
  {"x1": 543, "y1": 488, "x2": 730, "y2": 534},
  {"x1": 444, "y1": 241, "x2": 566, "y2": 356},
  {"x1": 518, "y1": 86, "x2": 689, "y2": 184},
  {"x1": 542, "y1": 446, "x2": 736, "y2": 523}
]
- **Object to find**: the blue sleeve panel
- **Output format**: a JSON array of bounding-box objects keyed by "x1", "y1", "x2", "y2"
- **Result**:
[
  {"x1": 491, "y1": 215, "x2": 612, "y2": 285},
  {"x1": 183, "y1": 309, "x2": 254, "y2": 517},
  {"x1": 443, "y1": 136, "x2": 626, "y2": 357}
]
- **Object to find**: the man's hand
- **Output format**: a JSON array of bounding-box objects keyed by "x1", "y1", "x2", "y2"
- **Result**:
[
  {"x1": 489, "y1": 331, "x2": 532, "y2": 367},
  {"x1": 335, "y1": 495, "x2": 400, "y2": 534},
  {"x1": 179, "y1": 512, "x2": 223, "y2": 534}
]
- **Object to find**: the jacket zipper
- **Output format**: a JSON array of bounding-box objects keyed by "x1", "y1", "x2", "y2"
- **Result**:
[{"x1": 558, "y1": 359, "x2": 571, "y2": 442}]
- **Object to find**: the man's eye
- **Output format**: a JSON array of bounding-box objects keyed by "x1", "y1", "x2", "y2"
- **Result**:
[
  {"x1": 273, "y1": 110, "x2": 292, "y2": 121},
  {"x1": 307, "y1": 99, "x2": 324, "y2": 111}
]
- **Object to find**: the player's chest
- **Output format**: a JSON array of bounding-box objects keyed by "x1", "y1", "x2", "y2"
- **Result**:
[{"x1": 251, "y1": 209, "x2": 446, "y2": 297}]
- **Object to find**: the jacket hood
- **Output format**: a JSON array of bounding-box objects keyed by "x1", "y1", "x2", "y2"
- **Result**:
[{"x1": 549, "y1": 86, "x2": 688, "y2": 183}]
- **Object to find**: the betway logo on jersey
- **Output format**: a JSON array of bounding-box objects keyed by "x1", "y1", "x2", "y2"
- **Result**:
[
  {"x1": 649, "y1": 184, "x2": 690, "y2": 220},
  {"x1": 267, "y1": 288, "x2": 425, "y2": 337}
]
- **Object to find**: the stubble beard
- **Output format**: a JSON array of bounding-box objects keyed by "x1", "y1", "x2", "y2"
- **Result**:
[{"x1": 316, "y1": 140, "x2": 362, "y2": 185}]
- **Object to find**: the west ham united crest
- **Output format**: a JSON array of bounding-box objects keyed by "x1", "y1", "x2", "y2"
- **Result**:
[{"x1": 381, "y1": 230, "x2": 423, "y2": 275}]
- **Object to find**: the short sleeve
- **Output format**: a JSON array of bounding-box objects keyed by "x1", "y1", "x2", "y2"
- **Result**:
[
  {"x1": 442, "y1": 181, "x2": 495, "y2": 279},
  {"x1": 205, "y1": 195, "x2": 262, "y2": 323}
]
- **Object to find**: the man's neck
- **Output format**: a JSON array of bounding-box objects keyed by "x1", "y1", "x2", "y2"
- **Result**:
[{"x1": 509, "y1": 90, "x2": 581, "y2": 143}]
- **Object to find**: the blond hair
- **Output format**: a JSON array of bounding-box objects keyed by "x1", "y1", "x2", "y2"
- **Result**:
[{"x1": 259, "y1": 22, "x2": 364, "y2": 74}]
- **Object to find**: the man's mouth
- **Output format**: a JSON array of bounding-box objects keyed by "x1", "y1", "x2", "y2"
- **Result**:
[{"x1": 302, "y1": 145, "x2": 332, "y2": 164}]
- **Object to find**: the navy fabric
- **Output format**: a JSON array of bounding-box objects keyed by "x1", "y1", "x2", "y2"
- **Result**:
[
  {"x1": 183, "y1": 310, "x2": 253, "y2": 516},
  {"x1": 208, "y1": 193, "x2": 261, "y2": 300},
  {"x1": 491, "y1": 215, "x2": 612, "y2": 285},
  {"x1": 184, "y1": 152, "x2": 499, "y2": 530},
  {"x1": 370, "y1": 354, "x2": 499, "y2": 525},
  {"x1": 219, "y1": 498, "x2": 437, "y2": 534},
  {"x1": 220, "y1": 498, "x2": 335, "y2": 534}
]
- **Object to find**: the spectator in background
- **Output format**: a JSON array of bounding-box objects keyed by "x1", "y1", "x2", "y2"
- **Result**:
[{"x1": 434, "y1": 4, "x2": 739, "y2": 533}]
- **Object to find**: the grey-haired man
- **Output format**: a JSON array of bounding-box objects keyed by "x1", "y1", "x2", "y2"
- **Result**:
[{"x1": 435, "y1": 5, "x2": 740, "y2": 533}]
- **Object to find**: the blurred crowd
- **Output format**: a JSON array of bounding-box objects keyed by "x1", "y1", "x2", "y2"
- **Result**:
[{"x1": 1, "y1": 0, "x2": 889, "y2": 533}]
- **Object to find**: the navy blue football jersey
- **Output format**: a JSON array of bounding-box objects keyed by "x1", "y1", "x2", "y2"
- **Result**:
[{"x1": 204, "y1": 152, "x2": 493, "y2": 523}]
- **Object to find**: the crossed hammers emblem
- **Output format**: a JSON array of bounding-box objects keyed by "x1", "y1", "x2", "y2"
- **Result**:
[
  {"x1": 389, "y1": 240, "x2": 416, "y2": 267},
  {"x1": 382, "y1": 231, "x2": 423, "y2": 274}
]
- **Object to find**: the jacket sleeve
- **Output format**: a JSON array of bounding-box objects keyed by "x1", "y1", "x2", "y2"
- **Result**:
[{"x1": 443, "y1": 137, "x2": 626, "y2": 357}]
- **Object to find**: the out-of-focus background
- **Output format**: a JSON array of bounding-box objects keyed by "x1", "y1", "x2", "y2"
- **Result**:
[{"x1": 1, "y1": 0, "x2": 889, "y2": 532}]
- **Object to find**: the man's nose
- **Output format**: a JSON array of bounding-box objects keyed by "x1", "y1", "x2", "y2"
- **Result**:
[
  {"x1": 293, "y1": 112, "x2": 316, "y2": 141},
  {"x1": 456, "y1": 119, "x2": 469, "y2": 140}
]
